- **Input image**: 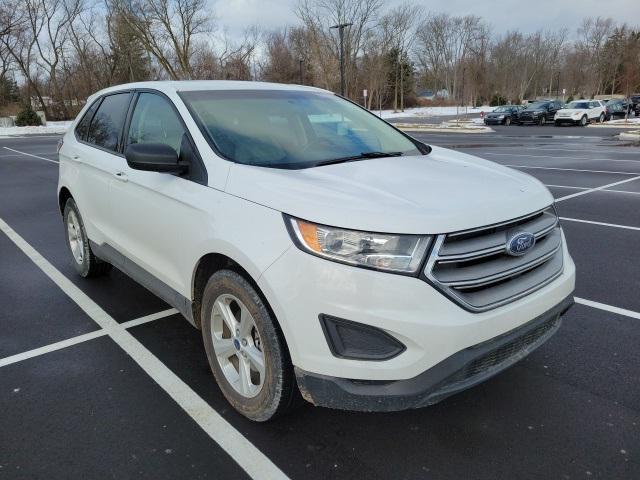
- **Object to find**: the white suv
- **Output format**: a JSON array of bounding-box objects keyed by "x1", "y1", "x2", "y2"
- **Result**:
[
  {"x1": 555, "y1": 100, "x2": 607, "y2": 126},
  {"x1": 58, "y1": 81, "x2": 575, "y2": 421}
]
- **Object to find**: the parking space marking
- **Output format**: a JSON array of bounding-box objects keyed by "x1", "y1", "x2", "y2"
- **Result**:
[
  {"x1": 120, "y1": 308, "x2": 179, "y2": 328},
  {"x1": 575, "y1": 297, "x2": 640, "y2": 321},
  {"x1": 0, "y1": 308, "x2": 179, "y2": 368},
  {"x1": 0, "y1": 330, "x2": 108, "y2": 368},
  {"x1": 554, "y1": 176, "x2": 640, "y2": 202},
  {"x1": 505, "y1": 165, "x2": 639, "y2": 175},
  {"x1": 559, "y1": 217, "x2": 640, "y2": 232},
  {"x1": 0, "y1": 217, "x2": 290, "y2": 480},
  {"x1": 3, "y1": 147, "x2": 59, "y2": 164},
  {"x1": 546, "y1": 184, "x2": 640, "y2": 196},
  {"x1": 480, "y1": 151, "x2": 640, "y2": 164}
]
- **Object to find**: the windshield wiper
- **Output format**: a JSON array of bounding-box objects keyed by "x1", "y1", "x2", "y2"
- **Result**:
[{"x1": 312, "y1": 151, "x2": 403, "y2": 167}]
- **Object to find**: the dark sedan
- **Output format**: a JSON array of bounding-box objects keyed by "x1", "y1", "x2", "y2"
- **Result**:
[
  {"x1": 484, "y1": 105, "x2": 523, "y2": 126},
  {"x1": 518, "y1": 101, "x2": 563, "y2": 125},
  {"x1": 606, "y1": 98, "x2": 633, "y2": 119}
]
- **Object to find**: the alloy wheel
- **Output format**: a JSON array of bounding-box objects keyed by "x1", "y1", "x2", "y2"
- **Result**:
[
  {"x1": 211, "y1": 293, "x2": 265, "y2": 398},
  {"x1": 66, "y1": 210, "x2": 84, "y2": 264}
]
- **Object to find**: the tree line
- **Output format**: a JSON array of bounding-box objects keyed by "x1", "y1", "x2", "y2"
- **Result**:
[{"x1": 1, "y1": 0, "x2": 639, "y2": 120}]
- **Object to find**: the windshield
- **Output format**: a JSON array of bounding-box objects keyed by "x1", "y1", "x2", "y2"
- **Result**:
[
  {"x1": 567, "y1": 101, "x2": 589, "y2": 109},
  {"x1": 180, "y1": 89, "x2": 422, "y2": 168},
  {"x1": 526, "y1": 102, "x2": 547, "y2": 110},
  {"x1": 493, "y1": 106, "x2": 511, "y2": 112}
]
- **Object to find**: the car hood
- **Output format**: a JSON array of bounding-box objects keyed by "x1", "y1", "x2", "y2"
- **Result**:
[
  {"x1": 225, "y1": 146, "x2": 554, "y2": 234},
  {"x1": 521, "y1": 109, "x2": 543, "y2": 114},
  {"x1": 486, "y1": 112, "x2": 507, "y2": 117}
]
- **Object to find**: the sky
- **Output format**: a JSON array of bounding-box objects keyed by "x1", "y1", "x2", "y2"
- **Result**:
[{"x1": 213, "y1": 0, "x2": 640, "y2": 40}]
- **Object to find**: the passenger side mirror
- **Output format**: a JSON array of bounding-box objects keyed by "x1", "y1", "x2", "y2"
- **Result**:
[{"x1": 125, "y1": 143, "x2": 188, "y2": 174}]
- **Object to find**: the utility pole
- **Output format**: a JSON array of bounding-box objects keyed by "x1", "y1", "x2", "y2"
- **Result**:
[
  {"x1": 330, "y1": 22, "x2": 353, "y2": 96},
  {"x1": 299, "y1": 56, "x2": 304, "y2": 85}
]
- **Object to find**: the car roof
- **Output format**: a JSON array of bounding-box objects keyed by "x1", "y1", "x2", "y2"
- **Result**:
[{"x1": 87, "y1": 80, "x2": 330, "y2": 103}]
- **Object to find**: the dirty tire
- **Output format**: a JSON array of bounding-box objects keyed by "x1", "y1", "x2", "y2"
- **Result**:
[
  {"x1": 201, "y1": 269, "x2": 299, "y2": 421},
  {"x1": 63, "y1": 198, "x2": 112, "y2": 278}
]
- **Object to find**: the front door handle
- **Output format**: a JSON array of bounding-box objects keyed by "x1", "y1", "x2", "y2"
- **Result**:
[{"x1": 113, "y1": 171, "x2": 128, "y2": 182}]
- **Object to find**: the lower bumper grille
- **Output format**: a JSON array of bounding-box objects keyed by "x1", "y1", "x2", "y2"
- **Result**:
[{"x1": 438, "y1": 315, "x2": 561, "y2": 393}]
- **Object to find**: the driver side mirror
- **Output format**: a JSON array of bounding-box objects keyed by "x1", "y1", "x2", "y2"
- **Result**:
[{"x1": 125, "y1": 143, "x2": 188, "y2": 174}]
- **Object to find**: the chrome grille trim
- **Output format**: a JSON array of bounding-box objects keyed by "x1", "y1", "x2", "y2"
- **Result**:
[{"x1": 425, "y1": 206, "x2": 564, "y2": 312}]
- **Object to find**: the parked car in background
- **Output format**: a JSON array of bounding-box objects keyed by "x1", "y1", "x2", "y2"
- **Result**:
[
  {"x1": 518, "y1": 101, "x2": 563, "y2": 125},
  {"x1": 630, "y1": 94, "x2": 640, "y2": 116},
  {"x1": 554, "y1": 100, "x2": 607, "y2": 126},
  {"x1": 605, "y1": 98, "x2": 633, "y2": 119},
  {"x1": 483, "y1": 105, "x2": 523, "y2": 125},
  {"x1": 57, "y1": 80, "x2": 575, "y2": 421}
]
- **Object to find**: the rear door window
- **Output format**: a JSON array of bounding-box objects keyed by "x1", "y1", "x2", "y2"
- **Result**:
[{"x1": 86, "y1": 93, "x2": 132, "y2": 153}]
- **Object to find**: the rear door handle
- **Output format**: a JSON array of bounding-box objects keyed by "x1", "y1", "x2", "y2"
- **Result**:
[
  {"x1": 71, "y1": 154, "x2": 80, "y2": 162},
  {"x1": 113, "y1": 171, "x2": 128, "y2": 182}
]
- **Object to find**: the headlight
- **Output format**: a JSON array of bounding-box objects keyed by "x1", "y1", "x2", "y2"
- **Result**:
[
  {"x1": 285, "y1": 216, "x2": 431, "y2": 273},
  {"x1": 498, "y1": 115, "x2": 505, "y2": 119}
]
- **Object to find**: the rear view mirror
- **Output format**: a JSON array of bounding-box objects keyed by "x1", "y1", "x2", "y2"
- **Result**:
[{"x1": 125, "y1": 143, "x2": 187, "y2": 174}]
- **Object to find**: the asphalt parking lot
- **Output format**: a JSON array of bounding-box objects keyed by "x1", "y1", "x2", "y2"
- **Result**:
[{"x1": 1, "y1": 125, "x2": 639, "y2": 479}]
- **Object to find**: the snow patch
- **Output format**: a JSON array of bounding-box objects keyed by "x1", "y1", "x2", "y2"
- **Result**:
[
  {"x1": 0, "y1": 121, "x2": 72, "y2": 137},
  {"x1": 379, "y1": 106, "x2": 494, "y2": 119}
]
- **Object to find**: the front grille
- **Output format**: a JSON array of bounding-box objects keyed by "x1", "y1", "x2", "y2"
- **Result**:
[
  {"x1": 425, "y1": 206, "x2": 563, "y2": 312},
  {"x1": 441, "y1": 315, "x2": 561, "y2": 389}
]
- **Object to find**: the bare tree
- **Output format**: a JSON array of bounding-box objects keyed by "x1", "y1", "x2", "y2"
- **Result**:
[
  {"x1": 112, "y1": 0, "x2": 212, "y2": 80},
  {"x1": 296, "y1": 0, "x2": 383, "y2": 97},
  {"x1": 381, "y1": 2, "x2": 421, "y2": 111},
  {"x1": 415, "y1": 13, "x2": 487, "y2": 103}
]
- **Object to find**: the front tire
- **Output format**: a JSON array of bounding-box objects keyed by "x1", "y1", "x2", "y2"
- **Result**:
[
  {"x1": 538, "y1": 115, "x2": 546, "y2": 126},
  {"x1": 580, "y1": 115, "x2": 588, "y2": 126},
  {"x1": 63, "y1": 198, "x2": 111, "y2": 277},
  {"x1": 504, "y1": 117, "x2": 511, "y2": 126},
  {"x1": 598, "y1": 112, "x2": 605, "y2": 123},
  {"x1": 201, "y1": 270, "x2": 298, "y2": 421}
]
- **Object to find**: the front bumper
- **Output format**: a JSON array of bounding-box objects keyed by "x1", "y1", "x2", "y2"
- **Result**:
[
  {"x1": 295, "y1": 294, "x2": 573, "y2": 411},
  {"x1": 484, "y1": 118, "x2": 505, "y2": 125},
  {"x1": 555, "y1": 117, "x2": 578, "y2": 124},
  {"x1": 259, "y1": 236, "x2": 575, "y2": 382}
]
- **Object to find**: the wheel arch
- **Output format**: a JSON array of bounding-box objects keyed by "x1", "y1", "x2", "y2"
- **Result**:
[
  {"x1": 191, "y1": 252, "x2": 278, "y2": 332},
  {"x1": 58, "y1": 186, "x2": 73, "y2": 215}
]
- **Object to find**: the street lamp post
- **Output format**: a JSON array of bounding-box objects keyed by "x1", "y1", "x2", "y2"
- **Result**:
[
  {"x1": 330, "y1": 22, "x2": 353, "y2": 96},
  {"x1": 299, "y1": 56, "x2": 304, "y2": 85}
]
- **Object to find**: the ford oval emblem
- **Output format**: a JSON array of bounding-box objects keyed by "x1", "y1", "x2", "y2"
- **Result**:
[{"x1": 506, "y1": 232, "x2": 536, "y2": 256}]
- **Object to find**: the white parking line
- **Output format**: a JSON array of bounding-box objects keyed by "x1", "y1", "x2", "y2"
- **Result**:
[
  {"x1": 554, "y1": 176, "x2": 640, "y2": 202},
  {"x1": 3, "y1": 147, "x2": 59, "y2": 164},
  {"x1": 575, "y1": 297, "x2": 640, "y2": 321},
  {"x1": 0, "y1": 308, "x2": 178, "y2": 368},
  {"x1": 546, "y1": 184, "x2": 640, "y2": 196},
  {"x1": 0, "y1": 330, "x2": 109, "y2": 368},
  {"x1": 559, "y1": 217, "x2": 640, "y2": 232},
  {"x1": 505, "y1": 164, "x2": 639, "y2": 175},
  {"x1": 0, "y1": 217, "x2": 289, "y2": 480},
  {"x1": 481, "y1": 151, "x2": 640, "y2": 164}
]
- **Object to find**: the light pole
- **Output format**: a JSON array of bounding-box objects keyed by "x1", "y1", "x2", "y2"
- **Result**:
[
  {"x1": 299, "y1": 55, "x2": 304, "y2": 85},
  {"x1": 330, "y1": 22, "x2": 352, "y2": 96}
]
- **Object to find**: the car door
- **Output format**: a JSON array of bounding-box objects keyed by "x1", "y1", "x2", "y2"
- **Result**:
[
  {"x1": 108, "y1": 91, "x2": 209, "y2": 296},
  {"x1": 65, "y1": 92, "x2": 132, "y2": 244}
]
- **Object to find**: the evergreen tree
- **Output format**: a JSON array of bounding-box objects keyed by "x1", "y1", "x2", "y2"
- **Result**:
[{"x1": 15, "y1": 103, "x2": 42, "y2": 126}]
